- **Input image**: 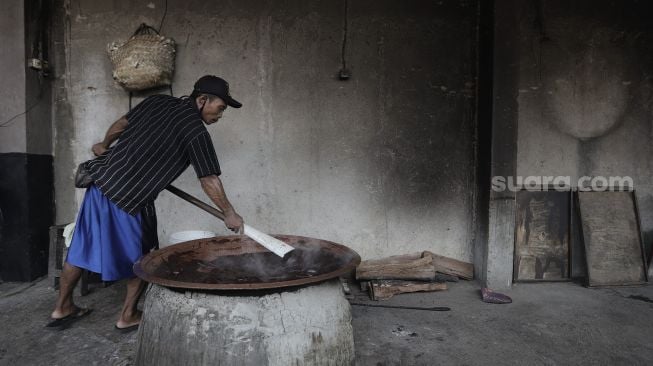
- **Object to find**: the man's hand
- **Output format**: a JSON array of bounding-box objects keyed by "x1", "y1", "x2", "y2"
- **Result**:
[
  {"x1": 93, "y1": 117, "x2": 128, "y2": 156},
  {"x1": 223, "y1": 208, "x2": 244, "y2": 233},
  {"x1": 92, "y1": 143, "x2": 108, "y2": 156}
]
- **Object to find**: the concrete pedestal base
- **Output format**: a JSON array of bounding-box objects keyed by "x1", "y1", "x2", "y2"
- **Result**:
[{"x1": 135, "y1": 279, "x2": 354, "y2": 366}]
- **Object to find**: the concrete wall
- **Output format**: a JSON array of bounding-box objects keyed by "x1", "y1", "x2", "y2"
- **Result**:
[
  {"x1": 483, "y1": 0, "x2": 521, "y2": 289},
  {"x1": 24, "y1": 0, "x2": 53, "y2": 155},
  {"x1": 54, "y1": 0, "x2": 479, "y2": 261},
  {"x1": 0, "y1": 0, "x2": 52, "y2": 155},
  {"x1": 0, "y1": 0, "x2": 55, "y2": 281},
  {"x1": 516, "y1": 0, "x2": 653, "y2": 254},
  {"x1": 0, "y1": 0, "x2": 27, "y2": 152}
]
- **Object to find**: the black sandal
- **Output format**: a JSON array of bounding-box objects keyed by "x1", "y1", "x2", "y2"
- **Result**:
[{"x1": 45, "y1": 308, "x2": 93, "y2": 330}]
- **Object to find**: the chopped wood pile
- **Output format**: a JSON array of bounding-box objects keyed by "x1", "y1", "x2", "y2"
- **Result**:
[{"x1": 355, "y1": 251, "x2": 473, "y2": 300}]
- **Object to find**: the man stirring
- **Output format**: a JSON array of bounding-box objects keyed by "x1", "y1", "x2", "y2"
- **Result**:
[{"x1": 47, "y1": 75, "x2": 244, "y2": 331}]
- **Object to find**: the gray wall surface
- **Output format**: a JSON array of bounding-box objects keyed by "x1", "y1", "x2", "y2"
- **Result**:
[
  {"x1": 0, "y1": 0, "x2": 51, "y2": 155},
  {"x1": 24, "y1": 0, "x2": 53, "y2": 155},
  {"x1": 484, "y1": 0, "x2": 521, "y2": 289},
  {"x1": 516, "y1": 1, "x2": 653, "y2": 255},
  {"x1": 0, "y1": 0, "x2": 27, "y2": 153},
  {"x1": 0, "y1": 0, "x2": 55, "y2": 281},
  {"x1": 54, "y1": 0, "x2": 479, "y2": 261}
]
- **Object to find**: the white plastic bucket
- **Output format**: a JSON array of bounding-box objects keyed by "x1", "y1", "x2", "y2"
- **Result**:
[{"x1": 167, "y1": 230, "x2": 216, "y2": 247}]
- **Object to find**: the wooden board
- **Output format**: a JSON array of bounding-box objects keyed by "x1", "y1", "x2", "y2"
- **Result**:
[
  {"x1": 578, "y1": 191, "x2": 647, "y2": 287},
  {"x1": 358, "y1": 253, "x2": 423, "y2": 266},
  {"x1": 356, "y1": 251, "x2": 473, "y2": 281},
  {"x1": 424, "y1": 251, "x2": 473, "y2": 280},
  {"x1": 356, "y1": 253, "x2": 436, "y2": 281},
  {"x1": 369, "y1": 280, "x2": 447, "y2": 300},
  {"x1": 514, "y1": 190, "x2": 570, "y2": 281}
]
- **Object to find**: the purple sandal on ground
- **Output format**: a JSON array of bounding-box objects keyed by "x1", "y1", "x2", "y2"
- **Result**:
[{"x1": 481, "y1": 288, "x2": 512, "y2": 304}]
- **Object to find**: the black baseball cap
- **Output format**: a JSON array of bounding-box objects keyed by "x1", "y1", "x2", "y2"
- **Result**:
[{"x1": 193, "y1": 75, "x2": 242, "y2": 108}]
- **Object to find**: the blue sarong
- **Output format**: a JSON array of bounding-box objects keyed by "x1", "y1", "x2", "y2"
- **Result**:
[{"x1": 67, "y1": 185, "x2": 150, "y2": 281}]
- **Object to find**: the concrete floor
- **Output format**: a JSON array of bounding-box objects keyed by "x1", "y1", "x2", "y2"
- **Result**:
[{"x1": 1, "y1": 278, "x2": 652, "y2": 366}]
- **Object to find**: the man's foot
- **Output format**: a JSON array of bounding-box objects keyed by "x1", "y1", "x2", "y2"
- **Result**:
[
  {"x1": 115, "y1": 309, "x2": 142, "y2": 330},
  {"x1": 46, "y1": 307, "x2": 93, "y2": 330},
  {"x1": 51, "y1": 303, "x2": 80, "y2": 320}
]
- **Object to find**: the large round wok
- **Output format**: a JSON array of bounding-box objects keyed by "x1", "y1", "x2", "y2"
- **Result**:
[{"x1": 134, "y1": 234, "x2": 360, "y2": 290}]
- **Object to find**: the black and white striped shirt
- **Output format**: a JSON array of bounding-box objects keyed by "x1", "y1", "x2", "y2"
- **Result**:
[{"x1": 86, "y1": 95, "x2": 222, "y2": 215}]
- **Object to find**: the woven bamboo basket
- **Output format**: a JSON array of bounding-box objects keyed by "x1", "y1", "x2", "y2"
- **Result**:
[{"x1": 107, "y1": 24, "x2": 176, "y2": 91}]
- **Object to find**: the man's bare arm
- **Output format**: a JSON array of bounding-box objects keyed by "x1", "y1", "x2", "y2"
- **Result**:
[
  {"x1": 199, "y1": 174, "x2": 244, "y2": 233},
  {"x1": 92, "y1": 116, "x2": 128, "y2": 156}
]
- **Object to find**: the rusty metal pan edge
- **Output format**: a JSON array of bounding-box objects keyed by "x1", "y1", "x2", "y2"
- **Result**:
[{"x1": 133, "y1": 234, "x2": 361, "y2": 291}]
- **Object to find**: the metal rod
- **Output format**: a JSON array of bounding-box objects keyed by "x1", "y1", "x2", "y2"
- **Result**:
[
  {"x1": 349, "y1": 302, "x2": 450, "y2": 312},
  {"x1": 166, "y1": 185, "x2": 225, "y2": 221}
]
